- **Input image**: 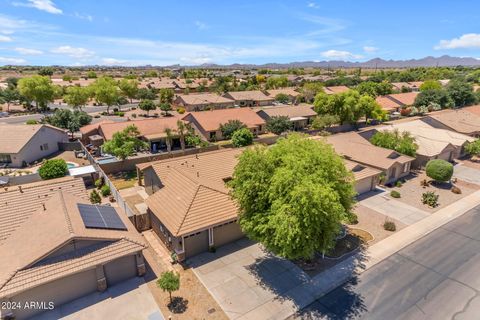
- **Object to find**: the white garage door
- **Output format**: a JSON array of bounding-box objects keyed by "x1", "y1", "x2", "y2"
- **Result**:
[
  {"x1": 104, "y1": 255, "x2": 137, "y2": 286},
  {"x1": 355, "y1": 177, "x2": 374, "y2": 195}
]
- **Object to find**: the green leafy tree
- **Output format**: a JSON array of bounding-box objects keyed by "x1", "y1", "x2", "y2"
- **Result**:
[
  {"x1": 138, "y1": 99, "x2": 156, "y2": 116},
  {"x1": 164, "y1": 128, "x2": 174, "y2": 153},
  {"x1": 266, "y1": 116, "x2": 292, "y2": 135},
  {"x1": 314, "y1": 90, "x2": 369, "y2": 125},
  {"x1": 220, "y1": 120, "x2": 246, "y2": 139},
  {"x1": 426, "y1": 159, "x2": 453, "y2": 182},
  {"x1": 159, "y1": 88, "x2": 175, "y2": 104},
  {"x1": 370, "y1": 130, "x2": 418, "y2": 157},
  {"x1": 44, "y1": 109, "x2": 92, "y2": 138},
  {"x1": 446, "y1": 79, "x2": 476, "y2": 107},
  {"x1": 265, "y1": 76, "x2": 288, "y2": 89},
  {"x1": 86, "y1": 71, "x2": 97, "y2": 79},
  {"x1": 176, "y1": 120, "x2": 187, "y2": 151},
  {"x1": 419, "y1": 80, "x2": 442, "y2": 91},
  {"x1": 300, "y1": 82, "x2": 324, "y2": 103},
  {"x1": 38, "y1": 67, "x2": 54, "y2": 77},
  {"x1": 231, "y1": 128, "x2": 254, "y2": 147},
  {"x1": 0, "y1": 87, "x2": 20, "y2": 112},
  {"x1": 63, "y1": 86, "x2": 90, "y2": 110},
  {"x1": 137, "y1": 88, "x2": 157, "y2": 100},
  {"x1": 311, "y1": 114, "x2": 340, "y2": 131},
  {"x1": 90, "y1": 76, "x2": 119, "y2": 114},
  {"x1": 90, "y1": 189, "x2": 101, "y2": 204},
  {"x1": 159, "y1": 103, "x2": 172, "y2": 116},
  {"x1": 156, "y1": 271, "x2": 180, "y2": 304},
  {"x1": 102, "y1": 125, "x2": 148, "y2": 160},
  {"x1": 274, "y1": 93, "x2": 290, "y2": 104},
  {"x1": 356, "y1": 81, "x2": 393, "y2": 97},
  {"x1": 118, "y1": 78, "x2": 139, "y2": 103},
  {"x1": 414, "y1": 89, "x2": 454, "y2": 109},
  {"x1": 229, "y1": 134, "x2": 356, "y2": 259},
  {"x1": 465, "y1": 139, "x2": 480, "y2": 156},
  {"x1": 18, "y1": 76, "x2": 56, "y2": 112},
  {"x1": 38, "y1": 159, "x2": 68, "y2": 180}
]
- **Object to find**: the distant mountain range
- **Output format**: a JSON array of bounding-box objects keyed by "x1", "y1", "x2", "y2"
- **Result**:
[{"x1": 174, "y1": 55, "x2": 480, "y2": 69}]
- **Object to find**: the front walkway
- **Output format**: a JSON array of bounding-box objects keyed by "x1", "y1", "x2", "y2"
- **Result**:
[
  {"x1": 358, "y1": 188, "x2": 430, "y2": 225},
  {"x1": 32, "y1": 277, "x2": 163, "y2": 320}
]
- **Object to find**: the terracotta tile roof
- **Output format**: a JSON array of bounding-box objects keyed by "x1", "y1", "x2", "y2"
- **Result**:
[
  {"x1": 464, "y1": 104, "x2": 480, "y2": 117},
  {"x1": 323, "y1": 86, "x2": 350, "y2": 94},
  {"x1": 375, "y1": 96, "x2": 402, "y2": 112},
  {"x1": 266, "y1": 88, "x2": 300, "y2": 97},
  {"x1": 140, "y1": 78, "x2": 176, "y2": 89},
  {"x1": 182, "y1": 108, "x2": 266, "y2": 132},
  {"x1": 79, "y1": 120, "x2": 115, "y2": 136},
  {"x1": 425, "y1": 109, "x2": 480, "y2": 135},
  {"x1": 0, "y1": 124, "x2": 67, "y2": 154},
  {"x1": 224, "y1": 90, "x2": 274, "y2": 102},
  {"x1": 145, "y1": 149, "x2": 243, "y2": 236},
  {"x1": 175, "y1": 93, "x2": 234, "y2": 105},
  {"x1": 386, "y1": 92, "x2": 418, "y2": 106},
  {"x1": 344, "y1": 159, "x2": 381, "y2": 181},
  {"x1": 313, "y1": 132, "x2": 414, "y2": 170},
  {"x1": 376, "y1": 120, "x2": 474, "y2": 157},
  {"x1": 0, "y1": 192, "x2": 146, "y2": 298},
  {"x1": 98, "y1": 117, "x2": 184, "y2": 140},
  {"x1": 255, "y1": 104, "x2": 317, "y2": 119},
  {"x1": 0, "y1": 177, "x2": 87, "y2": 244}
]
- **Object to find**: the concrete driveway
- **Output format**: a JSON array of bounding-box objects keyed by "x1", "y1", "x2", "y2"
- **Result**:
[
  {"x1": 32, "y1": 277, "x2": 163, "y2": 320},
  {"x1": 189, "y1": 238, "x2": 315, "y2": 320},
  {"x1": 454, "y1": 164, "x2": 480, "y2": 185},
  {"x1": 358, "y1": 189, "x2": 430, "y2": 225}
]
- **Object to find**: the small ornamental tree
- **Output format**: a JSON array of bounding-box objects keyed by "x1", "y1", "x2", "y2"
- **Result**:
[
  {"x1": 219, "y1": 120, "x2": 246, "y2": 139},
  {"x1": 311, "y1": 114, "x2": 340, "y2": 131},
  {"x1": 90, "y1": 189, "x2": 101, "y2": 204},
  {"x1": 38, "y1": 159, "x2": 68, "y2": 180},
  {"x1": 266, "y1": 116, "x2": 292, "y2": 135},
  {"x1": 102, "y1": 125, "x2": 149, "y2": 160},
  {"x1": 157, "y1": 271, "x2": 180, "y2": 304},
  {"x1": 274, "y1": 93, "x2": 290, "y2": 104},
  {"x1": 138, "y1": 99, "x2": 156, "y2": 116},
  {"x1": 231, "y1": 128, "x2": 254, "y2": 147},
  {"x1": 370, "y1": 130, "x2": 418, "y2": 157},
  {"x1": 159, "y1": 103, "x2": 172, "y2": 116},
  {"x1": 229, "y1": 134, "x2": 356, "y2": 260},
  {"x1": 425, "y1": 159, "x2": 453, "y2": 182}
]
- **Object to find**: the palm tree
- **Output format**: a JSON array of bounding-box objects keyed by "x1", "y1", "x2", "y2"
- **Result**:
[
  {"x1": 165, "y1": 128, "x2": 173, "y2": 154},
  {"x1": 176, "y1": 120, "x2": 186, "y2": 152}
]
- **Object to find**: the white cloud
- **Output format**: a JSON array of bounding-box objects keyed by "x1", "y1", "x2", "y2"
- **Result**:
[
  {"x1": 101, "y1": 57, "x2": 127, "y2": 65},
  {"x1": 307, "y1": 2, "x2": 319, "y2": 9},
  {"x1": 363, "y1": 46, "x2": 378, "y2": 53},
  {"x1": 51, "y1": 46, "x2": 95, "y2": 59},
  {"x1": 0, "y1": 35, "x2": 12, "y2": 42},
  {"x1": 73, "y1": 12, "x2": 93, "y2": 22},
  {"x1": 14, "y1": 47, "x2": 43, "y2": 55},
  {"x1": 0, "y1": 57, "x2": 27, "y2": 64},
  {"x1": 13, "y1": 0, "x2": 62, "y2": 14},
  {"x1": 194, "y1": 21, "x2": 209, "y2": 30},
  {"x1": 435, "y1": 33, "x2": 480, "y2": 49},
  {"x1": 320, "y1": 49, "x2": 363, "y2": 60}
]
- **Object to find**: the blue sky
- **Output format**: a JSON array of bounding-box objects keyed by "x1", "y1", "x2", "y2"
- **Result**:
[{"x1": 0, "y1": 0, "x2": 480, "y2": 66}]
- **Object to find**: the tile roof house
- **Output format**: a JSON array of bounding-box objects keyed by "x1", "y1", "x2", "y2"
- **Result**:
[
  {"x1": 140, "y1": 144, "x2": 380, "y2": 261},
  {"x1": 174, "y1": 93, "x2": 235, "y2": 111},
  {"x1": 81, "y1": 117, "x2": 185, "y2": 153},
  {"x1": 223, "y1": 90, "x2": 274, "y2": 107},
  {"x1": 422, "y1": 109, "x2": 480, "y2": 137},
  {"x1": 314, "y1": 132, "x2": 414, "y2": 184},
  {"x1": 182, "y1": 108, "x2": 266, "y2": 141},
  {"x1": 323, "y1": 86, "x2": 350, "y2": 95},
  {"x1": 255, "y1": 104, "x2": 317, "y2": 130},
  {"x1": 371, "y1": 120, "x2": 475, "y2": 168},
  {"x1": 0, "y1": 124, "x2": 69, "y2": 168},
  {"x1": 0, "y1": 178, "x2": 146, "y2": 319},
  {"x1": 391, "y1": 82, "x2": 423, "y2": 92},
  {"x1": 266, "y1": 88, "x2": 301, "y2": 103},
  {"x1": 375, "y1": 92, "x2": 419, "y2": 113}
]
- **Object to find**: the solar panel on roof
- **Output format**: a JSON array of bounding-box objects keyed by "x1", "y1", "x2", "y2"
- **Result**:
[{"x1": 77, "y1": 203, "x2": 127, "y2": 231}]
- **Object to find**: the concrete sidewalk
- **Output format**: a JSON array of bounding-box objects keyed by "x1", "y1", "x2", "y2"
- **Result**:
[{"x1": 236, "y1": 189, "x2": 480, "y2": 320}]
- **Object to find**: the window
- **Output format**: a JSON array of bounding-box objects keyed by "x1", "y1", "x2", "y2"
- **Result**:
[
  {"x1": 0, "y1": 154, "x2": 11, "y2": 163},
  {"x1": 40, "y1": 143, "x2": 49, "y2": 151},
  {"x1": 209, "y1": 131, "x2": 216, "y2": 140}
]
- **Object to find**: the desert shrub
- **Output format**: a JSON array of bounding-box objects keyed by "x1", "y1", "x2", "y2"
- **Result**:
[
  {"x1": 100, "y1": 185, "x2": 111, "y2": 197},
  {"x1": 26, "y1": 119, "x2": 38, "y2": 125},
  {"x1": 395, "y1": 180, "x2": 403, "y2": 187},
  {"x1": 177, "y1": 107, "x2": 186, "y2": 114},
  {"x1": 422, "y1": 191, "x2": 439, "y2": 207},
  {"x1": 400, "y1": 108, "x2": 411, "y2": 117},
  {"x1": 451, "y1": 186, "x2": 462, "y2": 194},
  {"x1": 94, "y1": 178, "x2": 104, "y2": 189},
  {"x1": 89, "y1": 189, "x2": 101, "y2": 204},
  {"x1": 420, "y1": 179, "x2": 429, "y2": 187},
  {"x1": 345, "y1": 212, "x2": 358, "y2": 225},
  {"x1": 390, "y1": 190, "x2": 401, "y2": 198},
  {"x1": 383, "y1": 220, "x2": 397, "y2": 231},
  {"x1": 132, "y1": 113, "x2": 137, "y2": 118},
  {"x1": 38, "y1": 159, "x2": 68, "y2": 180},
  {"x1": 426, "y1": 159, "x2": 453, "y2": 182}
]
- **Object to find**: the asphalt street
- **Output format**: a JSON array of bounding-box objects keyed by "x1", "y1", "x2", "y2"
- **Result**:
[{"x1": 292, "y1": 204, "x2": 480, "y2": 320}]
